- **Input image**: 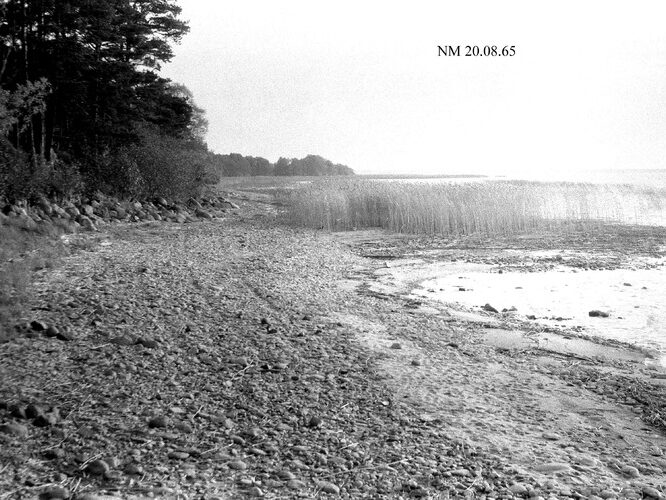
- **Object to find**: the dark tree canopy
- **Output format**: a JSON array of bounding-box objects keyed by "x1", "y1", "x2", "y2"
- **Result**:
[
  {"x1": 0, "y1": 1, "x2": 353, "y2": 199},
  {"x1": 210, "y1": 153, "x2": 353, "y2": 177},
  {"x1": 0, "y1": 0, "x2": 202, "y2": 197}
]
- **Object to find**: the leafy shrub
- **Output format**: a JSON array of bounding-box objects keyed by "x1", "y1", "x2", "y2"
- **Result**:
[{"x1": 112, "y1": 129, "x2": 209, "y2": 199}]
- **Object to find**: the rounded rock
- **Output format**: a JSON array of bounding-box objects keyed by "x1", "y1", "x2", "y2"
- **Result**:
[
  {"x1": 643, "y1": 486, "x2": 663, "y2": 499},
  {"x1": 167, "y1": 451, "x2": 190, "y2": 460},
  {"x1": 86, "y1": 459, "x2": 110, "y2": 475},
  {"x1": 317, "y1": 481, "x2": 340, "y2": 495},
  {"x1": 0, "y1": 422, "x2": 28, "y2": 436},
  {"x1": 288, "y1": 479, "x2": 305, "y2": 490},
  {"x1": 39, "y1": 486, "x2": 69, "y2": 499},
  {"x1": 228, "y1": 460, "x2": 248, "y2": 470},
  {"x1": 148, "y1": 415, "x2": 169, "y2": 428}
]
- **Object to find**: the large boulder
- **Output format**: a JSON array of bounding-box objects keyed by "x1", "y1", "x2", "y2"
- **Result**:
[
  {"x1": 76, "y1": 215, "x2": 97, "y2": 232},
  {"x1": 64, "y1": 205, "x2": 80, "y2": 218},
  {"x1": 220, "y1": 199, "x2": 240, "y2": 209},
  {"x1": 16, "y1": 214, "x2": 38, "y2": 231},
  {"x1": 80, "y1": 204, "x2": 94, "y2": 217},
  {"x1": 37, "y1": 198, "x2": 53, "y2": 216}
]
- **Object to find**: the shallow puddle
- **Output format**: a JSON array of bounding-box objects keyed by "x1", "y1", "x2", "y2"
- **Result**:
[{"x1": 414, "y1": 263, "x2": 666, "y2": 362}]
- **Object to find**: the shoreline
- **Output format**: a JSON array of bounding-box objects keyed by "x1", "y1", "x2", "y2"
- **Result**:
[{"x1": 1, "y1": 198, "x2": 665, "y2": 499}]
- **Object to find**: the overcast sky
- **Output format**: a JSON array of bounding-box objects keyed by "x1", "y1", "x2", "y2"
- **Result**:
[{"x1": 161, "y1": 1, "x2": 666, "y2": 176}]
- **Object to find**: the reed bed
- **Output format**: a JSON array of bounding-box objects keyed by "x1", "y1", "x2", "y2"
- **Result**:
[{"x1": 277, "y1": 178, "x2": 666, "y2": 235}]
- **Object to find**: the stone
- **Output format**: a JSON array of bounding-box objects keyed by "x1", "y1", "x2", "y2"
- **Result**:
[
  {"x1": 39, "y1": 486, "x2": 69, "y2": 499},
  {"x1": 533, "y1": 463, "x2": 570, "y2": 473},
  {"x1": 167, "y1": 451, "x2": 190, "y2": 460},
  {"x1": 228, "y1": 460, "x2": 248, "y2": 470},
  {"x1": 195, "y1": 208, "x2": 212, "y2": 219},
  {"x1": 44, "y1": 448, "x2": 66, "y2": 460},
  {"x1": 643, "y1": 486, "x2": 663, "y2": 499},
  {"x1": 79, "y1": 216, "x2": 97, "y2": 231},
  {"x1": 148, "y1": 415, "x2": 169, "y2": 428},
  {"x1": 16, "y1": 214, "x2": 37, "y2": 230},
  {"x1": 10, "y1": 405, "x2": 27, "y2": 419},
  {"x1": 25, "y1": 404, "x2": 45, "y2": 419},
  {"x1": 34, "y1": 412, "x2": 59, "y2": 427},
  {"x1": 38, "y1": 198, "x2": 53, "y2": 215},
  {"x1": 188, "y1": 198, "x2": 202, "y2": 209},
  {"x1": 508, "y1": 483, "x2": 528, "y2": 495},
  {"x1": 390, "y1": 342, "x2": 402, "y2": 349},
  {"x1": 86, "y1": 459, "x2": 110, "y2": 475},
  {"x1": 308, "y1": 416, "x2": 323, "y2": 428},
  {"x1": 589, "y1": 310, "x2": 609, "y2": 318},
  {"x1": 136, "y1": 337, "x2": 158, "y2": 349},
  {"x1": 483, "y1": 303, "x2": 499, "y2": 313},
  {"x1": 620, "y1": 464, "x2": 640, "y2": 477},
  {"x1": 287, "y1": 479, "x2": 305, "y2": 490},
  {"x1": 317, "y1": 481, "x2": 340, "y2": 494},
  {"x1": 56, "y1": 329, "x2": 74, "y2": 341},
  {"x1": 221, "y1": 200, "x2": 240, "y2": 209},
  {"x1": 0, "y1": 422, "x2": 29, "y2": 436},
  {"x1": 411, "y1": 359, "x2": 421, "y2": 366},
  {"x1": 44, "y1": 325, "x2": 59, "y2": 338},
  {"x1": 65, "y1": 206, "x2": 80, "y2": 217},
  {"x1": 175, "y1": 421, "x2": 193, "y2": 433},
  {"x1": 542, "y1": 432, "x2": 561, "y2": 440},
  {"x1": 124, "y1": 463, "x2": 143, "y2": 475},
  {"x1": 451, "y1": 468, "x2": 471, "y2": 476},
  {"x1": 30, "y1": 320, "x2": 48, "y2": 331},
  {"x1": 248, "y1": 487, "x2": 264, "y2": 497},
  {"x1": 277, "y1": 470, "x2": 296, "y2": 480}
]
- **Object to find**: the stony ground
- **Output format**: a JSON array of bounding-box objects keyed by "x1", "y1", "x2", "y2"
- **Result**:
[{"x1": 1, "y1": 200, "x2": 666, "y2": 499}]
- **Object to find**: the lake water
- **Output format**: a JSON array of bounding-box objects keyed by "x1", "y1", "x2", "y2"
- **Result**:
[
  {"x1": 395, "y1": 169, "x2": 666, "y2": 363},
  {"x1": 414, "y1": 260, "x2": 666, "y2": 364},
  {"x1": 376, "y1": 168, "x2": 666, "y2": 189}
]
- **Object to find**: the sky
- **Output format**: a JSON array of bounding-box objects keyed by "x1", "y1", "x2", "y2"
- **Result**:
[{"x1": 161, "y1": 1, "x2": 666, "y2": 176}]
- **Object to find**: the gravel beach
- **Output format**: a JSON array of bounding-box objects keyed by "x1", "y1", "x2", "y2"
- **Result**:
[{"x1": 1, "y1": 197, "x2": 665, "y2": 499}]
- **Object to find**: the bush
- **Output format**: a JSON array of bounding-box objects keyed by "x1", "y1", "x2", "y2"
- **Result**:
[
  {"x1": 0, "y1": 139, "x2": 82, "y2": 201},
  {"x1": 112, "y1": 129, "x2": 209, "y2": 199}
]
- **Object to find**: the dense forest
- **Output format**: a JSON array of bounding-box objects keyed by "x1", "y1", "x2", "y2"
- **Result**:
[
  {"x1": 0, "y1": 0, "x2": 353, "y2": 201},
  {"x1": 210, "y1": 154, "x2": 354, "y2": 177}
]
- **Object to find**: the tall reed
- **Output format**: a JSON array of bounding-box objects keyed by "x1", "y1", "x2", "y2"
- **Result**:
[{"x1": 277, "y1": 178, "x2": 666, "y2": 235}]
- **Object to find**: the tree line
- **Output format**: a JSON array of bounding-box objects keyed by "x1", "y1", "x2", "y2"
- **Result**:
[
  {"x1": 0, "y1": 1, "x2": 352, "y2": 201},
  {"x1": 211, "y1": 153, "x2": 354, "y2": 177}
]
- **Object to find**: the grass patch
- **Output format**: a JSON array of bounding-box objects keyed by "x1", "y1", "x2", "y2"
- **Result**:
[
  {"x1": 275, "y1": 178, "x2": 666, "y2": 235},
  {"x1": 0, "y1": 220, "x2": 68, "y2": 341}
]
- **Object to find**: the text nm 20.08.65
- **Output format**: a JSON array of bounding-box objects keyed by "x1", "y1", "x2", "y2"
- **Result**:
[{"x1": 438, "y1": 45, "x2": 516, "y2": 57}]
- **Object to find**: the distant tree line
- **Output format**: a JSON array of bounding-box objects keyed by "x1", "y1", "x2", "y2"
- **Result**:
[
  {"x1": 0, "y1": 1, "x2": 352, "y2": 201},
  {"x1": 210, "y1": 154, "x2": 354, "y2": 177}
]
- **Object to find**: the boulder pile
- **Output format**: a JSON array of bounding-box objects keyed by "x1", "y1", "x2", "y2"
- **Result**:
[{"x1": 0, "y1": 194, "x2": 240, "y2": 233}]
